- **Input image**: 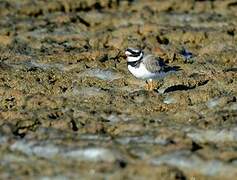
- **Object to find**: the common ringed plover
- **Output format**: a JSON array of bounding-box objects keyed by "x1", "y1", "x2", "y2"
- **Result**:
[{"x1": 125, "y1": 48, "x2": 180, "y2": 91}]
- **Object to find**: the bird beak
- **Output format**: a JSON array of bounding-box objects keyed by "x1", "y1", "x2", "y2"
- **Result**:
[{"x1": 121, "y1": 54, "x2": 127, "y2": 59}]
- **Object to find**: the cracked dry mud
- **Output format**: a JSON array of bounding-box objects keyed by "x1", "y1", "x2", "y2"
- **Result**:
[{"x1": 0, "y1": 0, "x2": 237, "y2": 180}]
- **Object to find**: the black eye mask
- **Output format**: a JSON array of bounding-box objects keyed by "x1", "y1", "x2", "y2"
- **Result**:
[
  {"x1": 126, "y1": 48, "x2": 141, "y2": 57},
  {"x1": 127, "y1": 51, "x2": 144, "y2": 68}
]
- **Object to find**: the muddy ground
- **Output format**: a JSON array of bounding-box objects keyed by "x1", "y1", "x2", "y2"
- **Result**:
[{"x1": 0, "y1": 0, "x2": 236, "y2": 179}]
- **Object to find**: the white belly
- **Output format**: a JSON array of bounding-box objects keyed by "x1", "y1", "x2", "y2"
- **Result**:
[{"x1": 128, "y1": 63, "x2": 161, "y2": 80}]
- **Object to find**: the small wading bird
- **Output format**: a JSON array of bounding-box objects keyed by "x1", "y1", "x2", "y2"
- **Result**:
[{"x1": 125, "y1": 48, "x2": 180, "y2": 91}]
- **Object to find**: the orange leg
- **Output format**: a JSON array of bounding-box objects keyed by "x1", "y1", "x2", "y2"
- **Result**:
[
  {"x1": 145, "y1": 79, "x2": 155, "y2": 91},
  {"x1": 145, "y1": 81, "x2": 149, "y2": 90}
]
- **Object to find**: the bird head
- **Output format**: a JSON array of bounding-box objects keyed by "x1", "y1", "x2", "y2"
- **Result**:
[{"x1": 125, "y1": 48, "x2": 144, "y2": 62}]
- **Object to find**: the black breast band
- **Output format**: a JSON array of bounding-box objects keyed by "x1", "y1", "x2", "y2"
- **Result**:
[{"x1": 127, "y1": 55, "x2": 143, "y2": 68}]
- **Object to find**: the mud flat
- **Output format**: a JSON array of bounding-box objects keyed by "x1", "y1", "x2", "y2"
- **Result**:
[{"x1": 0, "y1": 0, "x2": 237, "y2": 179}]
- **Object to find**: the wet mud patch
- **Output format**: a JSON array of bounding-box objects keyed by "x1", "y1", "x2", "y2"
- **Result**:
[{"x1": 0, "y1": 0, "x2": 237, "y2": 179}]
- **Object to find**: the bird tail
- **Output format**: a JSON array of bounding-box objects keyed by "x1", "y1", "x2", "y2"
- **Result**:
[
  {"x1": 163, "y1": 65, "x2": 181, "y2": 73},
  {"x1": 171, "y1": 65, "x2": 181, "y2": 71}
]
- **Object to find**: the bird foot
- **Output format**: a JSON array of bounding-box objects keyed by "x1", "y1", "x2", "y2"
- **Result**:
[{"x1": 145, "y1": 80, "x2": 159, "y2": 91}]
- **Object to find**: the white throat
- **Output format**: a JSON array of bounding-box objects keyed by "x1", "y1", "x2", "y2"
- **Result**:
[{"x1": 127, "y1": 53, "x2": 143, "y2": 62}]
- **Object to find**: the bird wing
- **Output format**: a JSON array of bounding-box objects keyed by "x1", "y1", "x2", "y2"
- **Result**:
[{"x1": 143, "y1": 55, "x2": 174, "y2": 73}]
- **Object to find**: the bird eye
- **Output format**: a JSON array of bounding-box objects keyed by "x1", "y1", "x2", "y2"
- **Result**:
[{"x1": 125, "y1": 48, "x2": 143, "y2": 57}]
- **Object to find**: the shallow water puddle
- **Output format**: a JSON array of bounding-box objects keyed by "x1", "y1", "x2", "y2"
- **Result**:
[
  {"x1": 72, "y1": 87, "x2": 106, "y2": 97},
  {"x1": 8, "y1": 60, "x2": 65, "y2": 71},
  {"x1": 79, "y1": 68, "x2": 122, "y2": 81},
  {"x1": 10, "y1": 140, "x2": 120, "y2": 162},
  {"x1": 151, "y1": 150, "x2": 237, "y2": 177},
  {"x1": 187, "y1": 128, "x2": 237, "y2": 143},
  {"x1": 115, "y1": 135, "x2": 169, "y2": 145}
]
